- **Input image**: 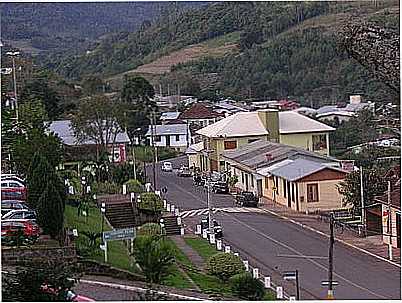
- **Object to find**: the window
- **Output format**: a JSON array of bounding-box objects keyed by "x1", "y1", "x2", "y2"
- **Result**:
[
  {"x1": 241, "y1": 172, "x2": 244, "y2": 184},
  {"x1": 312, "y1": 134, "x2": 327, "y2": 151},
  {"x1": 307, "y1": 184, "x2": 319, "y2": 202},
  {"x1": 224, "y1": 140, "x2": 237, "y2": 150},
  {"x1": 175, "y1": 135, "x2": 180, "y2": 141},
  {"x1": 292, "y1": 183, "x2": 295, "y2": 202},
  {"x1": 154, "y1": 135, "x2": 161, "y2": 142},
  {"x1": 9, "y1": 182, "x2": 22, "y2": 188},
  {"x1": 248, "y1": 138, "x2": 259, "y2": 144},
  {"x1": 265, "y1": 177, "x2": 269, "y2": 189},
  {"x1": 1, "y1": 182, "x2": 7, "y2": 187}
]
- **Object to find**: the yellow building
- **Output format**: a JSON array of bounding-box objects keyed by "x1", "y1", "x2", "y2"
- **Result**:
[
  {"x1": 194, "y1": 109, "x2": 334, "y2": 172},
  {"x1": 222, "y1": 140, "x2": 350, "y2": 212}
]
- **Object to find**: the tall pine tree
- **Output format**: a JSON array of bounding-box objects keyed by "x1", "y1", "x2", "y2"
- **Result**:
[{"x1": 37, "y1": 178, "x2": 64, "y2": 239}]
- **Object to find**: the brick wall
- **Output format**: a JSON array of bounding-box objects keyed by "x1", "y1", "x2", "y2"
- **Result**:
[{"x1": 2, "y1": 246, "x2": 77, "y2": 265}]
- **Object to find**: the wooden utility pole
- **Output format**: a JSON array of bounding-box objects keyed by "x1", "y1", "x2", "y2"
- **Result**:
[
  {"x1": 360, "y1": 166, "x2": 366, "y2": 235},
  {"x1": 150, "y1": 111, "x2": 157, "y2": 190},
  {"x1": 327, "y1": 213, "x2": 335, "y2": 300},
  {"x1": 387, "y1": 181, "x2": 393, "y2": 260}
]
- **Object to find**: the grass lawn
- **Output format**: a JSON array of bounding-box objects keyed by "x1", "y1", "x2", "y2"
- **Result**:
[
  {"x1": 184, "y1": 237, "x2": 219, "y2": 261},
  {"x1": 64, "y1": 204, "x2": 137, "y2": 272},
  {"x1": 161, "y1": 265, "x2": 194, "y2": 289}
]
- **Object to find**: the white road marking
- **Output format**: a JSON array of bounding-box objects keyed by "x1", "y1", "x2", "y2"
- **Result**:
[{"x1": 180, "y1": 207, "x2": 266, "y2": 217}]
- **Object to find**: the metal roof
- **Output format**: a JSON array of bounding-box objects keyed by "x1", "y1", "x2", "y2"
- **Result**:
[
  {"x1": 145, "y1": 124, "x2": 189, "y2": 136},
  {"x1": 160, "y1": 112, "x2": 181, "y2": 120},
  {"x1": 48, "y1": 120, "x2": 130, "y2": 146}
]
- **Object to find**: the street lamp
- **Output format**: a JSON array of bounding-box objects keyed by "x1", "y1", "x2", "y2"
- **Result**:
[
  {"x1": 100, "y1": 202, "x2": 106, "y2": 237},
  {"x1": 6, "y1": 51, "x2": 20, "y2": 122}
]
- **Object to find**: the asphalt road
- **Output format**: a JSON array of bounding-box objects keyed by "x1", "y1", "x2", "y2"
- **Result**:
[{"x1": 150, "y1": 156, "x2": 401, "y2": 300}]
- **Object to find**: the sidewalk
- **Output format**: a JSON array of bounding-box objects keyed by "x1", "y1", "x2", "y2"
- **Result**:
[
  {"x1": 170, "y1": 235, "x2": 205, "y2": 270},
  {"x1": 260, "y1": 197, "x2": 401, "y2": 266}
]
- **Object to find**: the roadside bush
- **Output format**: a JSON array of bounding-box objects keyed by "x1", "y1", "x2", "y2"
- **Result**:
[
  {"x1": 92, "y1": 181, "x2": 121, "y2": 195},
  {"x1": 124, "y1": 179, "x2": 144, "y2": 194},
  {"x1": 138, "y1": 192, "x2": 164, "y2": 213},
  {"x1": 229, "y1": 272, "x2": 265, "y2": 300},
  {"x1": 158, "y1": 147, "x2": 179, "y2": 161},
  {"x1": 206, "y1": 252, "x2": 245, "y2": 281},
  {"x1": 132, "y1": 235, "x2": 175, "y2": 283},
  {"x1": 137, "y1": 223, "x2": 163, "y2": 236}
]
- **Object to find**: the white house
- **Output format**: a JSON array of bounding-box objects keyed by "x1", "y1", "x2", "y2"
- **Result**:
[{"x1": 145, "y1": 124, "x2": 191, "y2": 152}]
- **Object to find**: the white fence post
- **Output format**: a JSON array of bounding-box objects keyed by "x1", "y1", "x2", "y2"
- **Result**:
[
  {"x1": 167, "y1": 203, "x2": 171, "y2": 212},
  {"x1": 243, "y1": 260, "x2": 249, "y2": 271},
  {"x1": 252, "y1": 268, "x2": 259, "y2": 278},
  {"x1": 175, "y1": 208, "x2": 180, "y2": 216},
  {"x1": 122, "y1": 184, "x2": 127, "y2": 195},
  {"x1": 264, "y1": 276, "x2": 271, "y2": 288},
  {"x1": 177, "y1": 216, "x2": 182, "y2": 225},
  {"x1": 163, "y1": 199, "x2": 167, "y2": 209},
  {"x1": 171, "y1": 204, "x2": 175, "y2": 213},
  {"x1": 224, "y1": 245, "x2": 231, "y2": 253},
  {"x1": 216, "y1": 239, "x2": 222, "y2": 250},
  {"x1": 209, "y1": 233, "x2": 216, "y2": 244},
  {"x1": 180, "y1": 227, "x2": 185, "y2": 236},
  {"x1": 196, "y1": 224, "x2": 202, "y2": 235},
  {"x1": 202, "y1": 229, "x2": 208, "y2": 239},
  {"x1": 276, "y1": 286, "x2": 283, "y2": 299},
  {"x1": 130, "y1": 192, "x2": 135, "y2": 202},
  {"x1": 234, "y1": 252, "x2": 239, "y2": 257}
]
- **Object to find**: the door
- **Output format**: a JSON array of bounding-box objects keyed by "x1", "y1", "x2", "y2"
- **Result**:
[
  {"x1": 287, "y1": 181, "x2": 291, "y2": 207},
  {"x1": 245, "y1": 174, "x2": 249, "y2": 191},
  {"x1": 166, "y1": 135, "x2": 171, "y2": 147},
  {"x1": 397, "y1": 213, "x2": 401, "y2": 248},
  {"x1": 257, "y1": 179, "x2": 262, "y2": 197}
]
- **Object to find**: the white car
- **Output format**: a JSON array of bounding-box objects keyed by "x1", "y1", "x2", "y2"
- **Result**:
[
  {"x1": 161, "y1": 162, "x2": 173, "y2": 172},
  {"x1": 2, "y1": 209, "x2": 36, "y2": 221}
]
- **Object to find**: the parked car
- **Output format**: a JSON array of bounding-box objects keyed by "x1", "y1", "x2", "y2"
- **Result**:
[
  {"x1": 200, "y1": 217, "x2": 223, "y2": 238},
  {"x1": 161, "y1": 162, "x2": 173, "y2": 172},
  {"x1": 1, "y1": 174, "x2": 26, "y2": 185},
  {"x1": 177, "y1": 166, "x2": 192, "y2": 177},
  {"x1": 1, "y1": 200, "x2": 29, "y2": 216},
  {"x1": 2, "y1": 209, "x2": 37, "y2": 221},
  {"x1": 1, "y1": 220, "x2": 40, "y2": 244},
  {"x1": 212, "y1": 181, "x2": 229, "y2": 194},
  {"x1": 1, "y1": 179, "x2": 27, "y2": 201},
  {"x1": 235, "y1": 191, "x2": 259, "y2": 207}
]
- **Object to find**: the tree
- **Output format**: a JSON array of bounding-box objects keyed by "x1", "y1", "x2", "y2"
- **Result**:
[
  {"x1": 20, "y1": 77, "x2": 62, "y2": 120},
  {"x1": 18, "y1": 98, "x2": 48, "y2": 130},
  {"x1": 71, "y1": 94, "x2": 126, "y2": 161},
  {"x1": 337, "y1": 168, "x2": 388, "y2": 210},
  {"x1": 2, "y1": 263, "x2": 81, "y2": 302},
  {"x1": 81, "y1": 76, "x2": 107, "y2": 95},
  {"x1": 37, "y1": 178, "x2": 64, "y2": 239},
  {"x1": 132, "y1": 235, "x2": 175, "y2": 283},
  {"x1": 120, "y1": 75, "x2": 157, "y2": 138},
  {"x1": 11, "y1": 128, "x2": 63, "y2": 176}
]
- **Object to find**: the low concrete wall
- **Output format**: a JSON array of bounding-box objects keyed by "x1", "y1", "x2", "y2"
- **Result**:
[{"x1": 1, "y1": 245, "x2": 77, "y2": 265}]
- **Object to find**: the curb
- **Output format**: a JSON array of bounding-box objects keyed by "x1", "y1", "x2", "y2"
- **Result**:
[{"x1": 260, "y1": 207, "x2": 401, "y2": 268}]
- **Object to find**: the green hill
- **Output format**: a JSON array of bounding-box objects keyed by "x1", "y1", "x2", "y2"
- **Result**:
[{"x1": 44, "y1": 1, "x2": 399, "y2": 105}]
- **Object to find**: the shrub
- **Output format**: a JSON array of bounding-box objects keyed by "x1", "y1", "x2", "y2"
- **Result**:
[
  {"x1": 124, "y1": 179, "x2": 144, "y2": 194},
  {"x1": 138, "y1": 192, "x2": 164, "y2": 212},
  {"x1": 137, "y1": 223, "x2": 163, "y2": 236},
  {"x1": 206, "y1": 252, "x2": 245, "y2": 281},
  {"x1": 92, "y1": 181, "x2": 121, "y2": 194},
  {"x1": 229, "y1": 272, "x2": 265, "y2": 300},
  {"x1": 132, "y1": 235, "x2": 175, "y2": 283}
]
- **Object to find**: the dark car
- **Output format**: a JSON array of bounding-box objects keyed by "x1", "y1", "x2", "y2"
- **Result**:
[
  {"x1": 177, "y1": 166, "x2": 192, "y2": 177},
  {"x1": 1, "y1": 220, "x2": 40, "y2": 245},
  {"x1": 200, "y1": 217, "x2": 223, "y2": 238},
  {"x1": 212, "y1": 181, "x2": 229, "y2": 194},
  {"x1": 235, "y1": 191, "x2": 259, "y2": 207}
]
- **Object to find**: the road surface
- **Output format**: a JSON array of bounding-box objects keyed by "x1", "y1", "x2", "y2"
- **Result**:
[{"x1": 151, "y1": 156, "x2": 401, "y2": 300}]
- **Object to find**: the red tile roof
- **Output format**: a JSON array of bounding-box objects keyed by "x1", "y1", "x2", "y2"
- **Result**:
[{"x1": 179, "y1": 103, "x2": 222, "y2": 120}]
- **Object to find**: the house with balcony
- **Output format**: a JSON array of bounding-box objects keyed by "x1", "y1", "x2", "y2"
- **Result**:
[
  {"x1": 193, "y1": 109, "x2": 335, "y2": 172},
  {"x1": 222, "y1": 140, "x2": 350, "y2": 212}
]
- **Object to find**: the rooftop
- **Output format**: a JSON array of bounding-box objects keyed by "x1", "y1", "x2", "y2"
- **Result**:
[
  {"x1": 48, "y1": 120, "x2": 130, "y2": 146},
  {"x1": 179, "y1": 103, "x2": 222, "y2": 120},
  {"x1": 160, "y1": 111, "x2": 181, "y2": 120},
  {"x1": 145, "y1": 124, "x2": 188, "y2": 136}
]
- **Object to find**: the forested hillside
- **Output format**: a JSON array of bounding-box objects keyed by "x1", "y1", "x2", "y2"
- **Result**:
[
  {"x1": 10, "y1": 1, "x2": 399, "y2": 106},
  {"x1": 1, "y1": 2, "x2": 205, "y2": 58}
]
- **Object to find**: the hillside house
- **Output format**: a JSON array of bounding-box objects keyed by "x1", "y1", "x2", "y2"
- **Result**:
[
  {"x1": 222, "y1": 140, "x2": 349, "y2": 212},
  {"x1": 49, "y1": 120, "x2": 130, "y2": 163},
  {"x1": 194, "y1": 109, "x2": 335, "y2": 172},
  {"x1": 145, "y1": 124, "x2": 190, "y2": 152}
]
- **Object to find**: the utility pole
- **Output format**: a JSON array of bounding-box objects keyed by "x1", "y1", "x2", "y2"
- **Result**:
[
  {"x1": 360, "y1": 166, "x2": 366, "y2": 235},
  {"x1": 7, "y1": 51, "x2": 20, "y2": 121},
  {"x1": 327, "y1": 213, "x2": 335, "y2": 300},
  {"x1": 150, "y1": 111, "x2": 157, "y2": 190},
  {"x1": 132, "y1": 145, "x2": 137, "y2": 180},
  {"x1": 295, "y1": 269, "x2": 300, "y2": 301},
  {"x1": 387, "y1": 181, "x2": 393, "y2": 260},
  {"x1": 206, "y1": 178, "x2": 213, "y2": 236}
]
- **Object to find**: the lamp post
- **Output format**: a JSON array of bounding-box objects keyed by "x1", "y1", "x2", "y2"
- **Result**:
[
  {"x1": 101, "y1": 202, "x2": 106, "y2": 238},
  {"x1": 6, "y1": 51, "x2": 20, "y2": 121}
]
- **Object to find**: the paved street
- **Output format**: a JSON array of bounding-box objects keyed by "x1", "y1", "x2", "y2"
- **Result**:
[{"x1": 150, "y1": 156, "x2": 401, "y2": 300}]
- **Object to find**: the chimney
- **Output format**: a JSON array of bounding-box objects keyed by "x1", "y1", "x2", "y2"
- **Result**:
[
  {"x1": 349, "y1": 95, "x2": 362, "y2": 104},
  {"x1": 257, "y1": 109, "x2": 279, "y2": 142}
]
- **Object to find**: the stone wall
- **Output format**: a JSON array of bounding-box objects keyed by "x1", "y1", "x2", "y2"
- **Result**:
[{"x1": 1, "y1": 245, "x2": 77, "y2": 265}]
